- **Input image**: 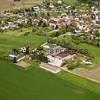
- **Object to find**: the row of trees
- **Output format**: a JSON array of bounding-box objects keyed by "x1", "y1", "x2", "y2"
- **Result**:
[{"x1": 72, "y1": 34, "x2": 100, "y2": 48}]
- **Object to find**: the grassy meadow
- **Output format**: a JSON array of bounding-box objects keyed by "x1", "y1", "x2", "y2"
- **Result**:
[{"x1": 0, "y1": 28, "x2": 47, "y2": 56}]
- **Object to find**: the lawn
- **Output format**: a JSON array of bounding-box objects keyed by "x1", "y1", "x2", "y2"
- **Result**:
[
  {"x1": 76, "y1": 43, "x2": 100, "y2": 66},
  {"x1": 54, "y1": 0, "x2": 78, "y2": 5},
  {"x1": 0, "y1": 60, "x2": 100, "y2": 100},
  {"x1": 0, "y1": 28, "x2": 47, "y2": 56}
]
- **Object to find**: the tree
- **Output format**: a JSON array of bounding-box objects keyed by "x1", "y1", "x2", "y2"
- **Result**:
[
  {"x1": 95, "y1": 30, "x2": 100, "y2": 37},
  {"x1": 66, "y1": 59, "x2": 77, "y2": 70},
  {"x1": 38, "y1": 53, "x2": 48, "y2": 63}
]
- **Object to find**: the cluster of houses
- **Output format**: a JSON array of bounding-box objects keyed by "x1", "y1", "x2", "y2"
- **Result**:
[
  {"x1": 0, "y1": 0, "x2": 99, "y2": 34},
  {"x1": 43, "y1": 7, "x2": 100, "y2": 34},
  {"x1": 42, "y1": 43, "x2": 76, "y2": 67},
  {"x1": 9, "y1": 45, "x2": 30, "y2": 63}
]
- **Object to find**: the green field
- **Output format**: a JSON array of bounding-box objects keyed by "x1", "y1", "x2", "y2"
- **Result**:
[{"x1": 0, "y1": 60, "x2": 100, "y2": 100}]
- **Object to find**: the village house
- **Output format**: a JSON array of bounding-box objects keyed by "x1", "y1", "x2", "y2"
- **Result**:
[
  {"x1": 9, "y1": 49, "x2": 19, "y2": 63},
  {"x1": 57, "y1": 0, "x2": 62, "y2": 5},
  {"x1": 91, "y1": 7, "x2": 100, "y2": 26},
  {"x1": 33, "y1": 6, "x2": 40, "y2": 12}
]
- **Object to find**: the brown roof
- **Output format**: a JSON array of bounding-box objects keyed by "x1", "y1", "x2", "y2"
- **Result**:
[
  {"x1": 56, "y1": 50, "x2": 76, "y2": 58},
  {"x1": 56, "y1": 51, "x2": 69, "y2": 58}
]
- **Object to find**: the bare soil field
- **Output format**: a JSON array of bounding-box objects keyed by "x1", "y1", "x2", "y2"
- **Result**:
[
  {"x1": 72, "y1": 67, "x2": 100, "y2": 83},
  {"x1": 0, "y1": 0, "x2": 42, "y2": 11}
]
